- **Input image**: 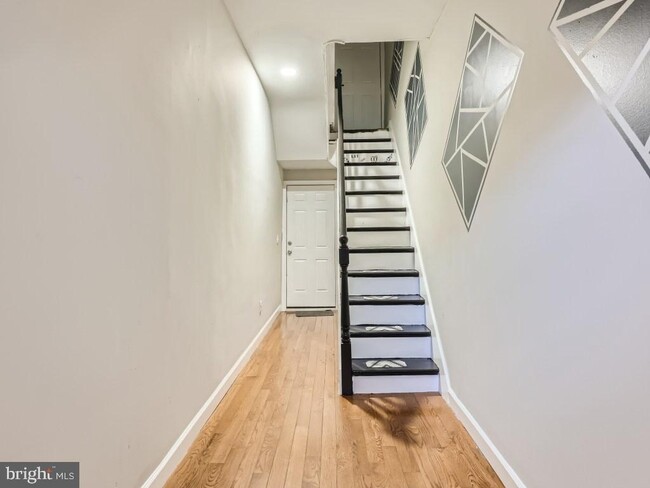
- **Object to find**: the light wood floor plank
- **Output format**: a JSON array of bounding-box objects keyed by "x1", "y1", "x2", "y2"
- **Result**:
[
  {"x1": 319, "y1": 319, "x2": 337, "y2": 488},
  {"x1": 301, "y1": 317, "x2": 326, "y2": 488},
  {"x1": 164, "y1": 312, "x2": 505, "y2": 488}
]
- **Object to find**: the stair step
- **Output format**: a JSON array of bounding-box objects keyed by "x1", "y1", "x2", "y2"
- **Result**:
[
  {"x1": 349, "y1": 294, "x2": 425, "y2": 306},
  {"x1": 347, "y1": 212, "x2": 406, "y2": 227},
  {"x1": 350, "y1": 324, "x2": 430, "y2": 338},
  {"x1": 351, "y1": 357, "x2": 439, "y2": 376},
  {"x1": 345, "y1": 149, "x2": 394, "y2": 154},
  {"x1": 345, "y1": 166, "x2": 399, "y2": 178},
  {"x1": 348, "y1": 270, "x2": 419, "y2": 295},
  {"x1": 349, "y1": 250, "x2": 414, "y2": 272},
  {"x1": 350, "y1": 306, "x2": 422, "y2": 324},
  {"x1": 346, "y1": 192, "x2": 405, "y2": 210},
  {"x1": 345, "y1": 179, "x2": 402, "y2": 192},
  {"x1": 347, "y1": 226, "x2": 410, "y2": 232},
  {"x1": 346, "y1": 190, "x2": 403, "y2": 195},
  {"x1": 344, "y1": 162, "x2": 397, "y2": 167},
  {"x1": 347, "y1": 207, "x2": 406, "y2": 213},
  {"x1": 347, "y1": 228, "x2": 410, "y2": 247},
  {"x1": 345, "y1": 175, "x2": 400, "y2": 181},
  {"x1": 344, "y1": 138, "x2": 392, "y2": 143},
  {"x1": 352, "y1": 334, "x2": 433, "y2": 358},
  {"x1": 348, "y1": 269, "x2": 419, "y2": 278},
  {"x1": 349, "y1": 246, "x2": 414, "y2": 254}
]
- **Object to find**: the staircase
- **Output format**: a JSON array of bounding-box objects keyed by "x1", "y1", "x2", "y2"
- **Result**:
[{"x1": 341, "y1": 130, "x2": 440, "y2": 394}]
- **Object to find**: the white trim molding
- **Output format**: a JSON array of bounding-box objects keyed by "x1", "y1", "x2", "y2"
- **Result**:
[
  {"x1": 141, "y1": 306, "x2": 282, "y2": 488},
  {"x1": 281, "y1": 180, "x2": 339, "y2": 311},
  {"x1": 282, "y1": 186, "x2": 287, "y2": 310},
  {"x1": 447, "y1": 389, "x2": 526, "y2": 488}
]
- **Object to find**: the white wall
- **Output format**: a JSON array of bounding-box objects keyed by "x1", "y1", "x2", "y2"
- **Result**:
[
  {"x1": 283, "y1": 169, "x2": 337, "y2": 181},
  {"x1": 224, "y1": 0, "x2": 448, "y2": 166},
  {"x1": 387, "y1": 1, "x2": 650, "y2": 487},
  {"x1": 0, "y1": 1, "x2": 282, "y2": 487},
  {"x1": 272, "y1": 99, "x2": 329, "y2": 162}
]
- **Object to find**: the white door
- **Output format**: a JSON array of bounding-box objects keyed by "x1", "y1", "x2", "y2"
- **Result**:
[
  {"x1": 336, "y1": 43, "x2": 383, "y2": 130},
  {"x1": 286, "y1": 185, "x2": 336, "y2": 308}
]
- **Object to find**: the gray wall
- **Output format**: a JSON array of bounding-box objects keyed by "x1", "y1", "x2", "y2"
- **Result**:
[
  {"x1": 387, "y1": 1, "x2": 650, "y2": 487},
  {"x1": 0, "y1": 1, "x2": 282, "y2": 486}
]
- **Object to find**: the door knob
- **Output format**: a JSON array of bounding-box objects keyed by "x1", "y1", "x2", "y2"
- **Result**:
[
  {"x1": 288, "y1": 250, "x2": 293, "y2": 255},
  {"x1": 288, "y1": 241, "x2": 292, "y2": 246}
]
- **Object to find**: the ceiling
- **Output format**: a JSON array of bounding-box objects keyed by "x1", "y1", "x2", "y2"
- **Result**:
[{"x1": 224, "y1": 0, "x2": 449, "y2": 168}]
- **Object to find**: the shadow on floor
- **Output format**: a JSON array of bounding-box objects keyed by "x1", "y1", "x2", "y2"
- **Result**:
[{"x1": 342, "y1": 393, "x2": 441, "y2": 447}]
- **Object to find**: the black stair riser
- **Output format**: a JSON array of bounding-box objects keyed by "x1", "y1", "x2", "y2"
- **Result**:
[
  {"x1": 345, "y1": 176, "x2": 400, "y2": 180},
  {"x1": 345, "y1": 149, "x2": 394, "y2": 154},
  {"x1": 351, "y1": 357, "x2": 439, "y2": 376},
  {"x1": 350, "y1": 299, "x2": 425, "y2": 306},
  {"x1": 346, "y1": 191, "x2": 403, "y2": 196},
  {"x1": 348, "y1": 270, "x2": 419, "y2": 277},
  {"x1": 349, "y1": 247, "x2": 414, "y2": 254},
  {"x1": 350, "y1": 324, "x2": 431, "y2": 338},
  {"x1": 350, "y1": 294, "x2": 424, "y2": 304},
  {"x1": 344, "y1": 162, "x2": 397, "y2": 167},
  {"x1": 344, "y1": 138, "x2": 392, "y2": 143},
  {"x1": 350, "y1": 293, "x2": 424, "y2": 305},
  {"x1": 350, "y1": 332, "x2": 431, "y2": 338},
  {"x1": 353, "y1": 370, "x2": 437, "y2": 376},
  {"x1": 347, "y1": 226, "x2": 410, "y2": 232},
  {"x1": 347, "y1": 208, "x2": 406, "y2": 213}
]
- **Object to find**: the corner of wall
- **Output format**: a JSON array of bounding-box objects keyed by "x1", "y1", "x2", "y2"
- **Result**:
[{"x1": 446, "y1": 389, "x2": 526, "y2": 488}]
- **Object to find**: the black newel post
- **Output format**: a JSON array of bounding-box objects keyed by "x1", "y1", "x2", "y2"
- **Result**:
[{"x1": 339, "y1": 235, "x2": 353, "y2": 395}]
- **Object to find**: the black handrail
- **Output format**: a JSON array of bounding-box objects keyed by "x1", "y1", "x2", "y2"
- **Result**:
[{"x1": 336, "y1": 69, "x2": 353, "y2": 395}]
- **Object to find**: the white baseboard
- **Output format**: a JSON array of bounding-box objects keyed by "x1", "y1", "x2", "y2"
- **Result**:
[
  {"x1": 141, "y1": 305, "x2": 282, "y2": 488},
  {"x1": 446, "y1": 389, "x2": 526, "y2": 488}
]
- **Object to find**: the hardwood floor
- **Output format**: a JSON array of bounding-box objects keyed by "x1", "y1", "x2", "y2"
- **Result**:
[{"x1": 164, "y1": 313, "x2": 505, "y2": 488}]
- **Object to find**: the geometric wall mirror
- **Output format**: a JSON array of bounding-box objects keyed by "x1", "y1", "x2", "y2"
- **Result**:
[
  {"x1": 405, "y1": 46, "x2": 428, "y2": 166},
  {"x1": 441, "y1": 15, "x2": 524, "y2": 229},
  {"x1": 550, "y1": 0, "x2": 650, "y2": 177}
]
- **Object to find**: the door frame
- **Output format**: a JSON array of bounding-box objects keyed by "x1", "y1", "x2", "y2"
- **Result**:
[{"x1": 282, "y1": 181, "x2": 339, "y2": 311}]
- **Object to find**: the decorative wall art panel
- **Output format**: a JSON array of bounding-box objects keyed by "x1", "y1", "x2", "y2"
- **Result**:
[
  {"x1": 441, "y1": 16, "x2": 523, "y2": 229},
  {"x1": 405, "y1": 47, "x2": 428, "y2": 166},
  {"x1": 550, "y1": 0, "x2": 650, "y2": 177},
  {"x1": 389, "y1": 41, "x2": 404, "y2": 105}
]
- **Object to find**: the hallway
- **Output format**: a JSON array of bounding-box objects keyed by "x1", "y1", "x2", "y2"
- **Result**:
[{"x1": 164, "y1": 313, "x2": 504, "y2": 487}]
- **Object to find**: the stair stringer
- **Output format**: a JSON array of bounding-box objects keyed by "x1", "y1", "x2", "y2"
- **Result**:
[{"x1": 388, "y1": 122, "x2": 451, "y2": 396}]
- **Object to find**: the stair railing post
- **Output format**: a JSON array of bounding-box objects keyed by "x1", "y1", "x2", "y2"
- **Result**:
[
  {"x1": 336, "y1": 68, "x2": 353, "y2": 395},
  {"x1": 339, "y1": 236, "x2": 353, "y2": 395}
]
